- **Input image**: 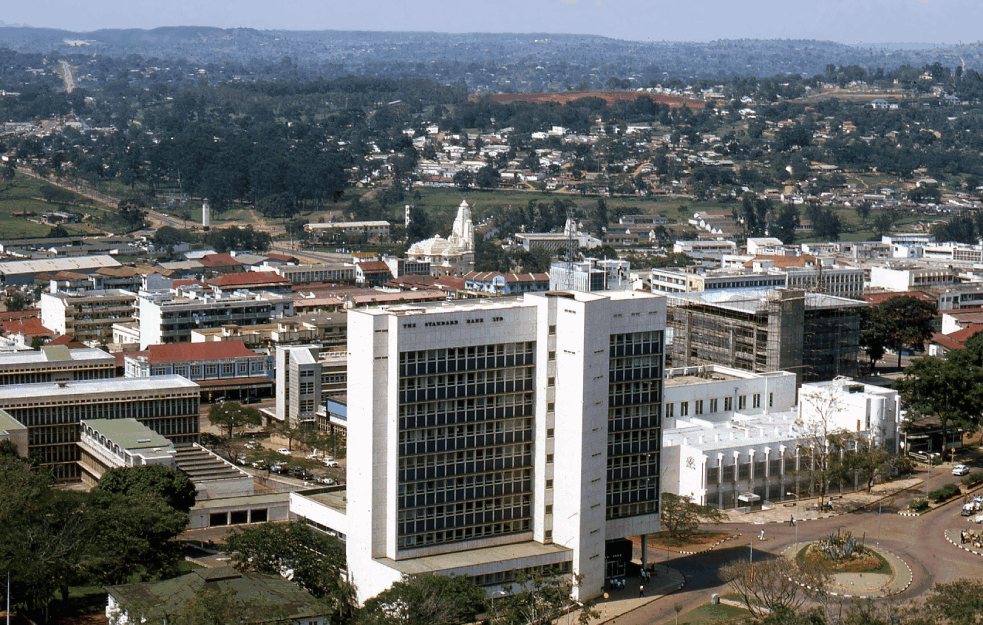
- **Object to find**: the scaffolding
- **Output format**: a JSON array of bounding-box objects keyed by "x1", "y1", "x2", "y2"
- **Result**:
[{"x1": 666, "y1": 288, "x2": 863, "y2": 384}]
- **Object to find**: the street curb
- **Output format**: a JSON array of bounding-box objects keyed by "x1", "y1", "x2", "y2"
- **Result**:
[
  {"x1": 944, "y1": 530, "x2": 983, "y2": 559},
  {"x1": 783, "y1": 546, "x2": 913, "y2": 599},
  {"x1": 676, "y1": 534, "x2": 741, "y2": 554}
]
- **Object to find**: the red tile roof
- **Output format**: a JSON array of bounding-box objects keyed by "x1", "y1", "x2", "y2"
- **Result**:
[
  {"x1": 207, "y1": 271, "x2": 290, "y2": 288},
  {"x1": 0, "y1": 309, "x2": 38, "y2": 321},
  {"x1": 863, "y1": 291, "x2": 936, "y2": 306},
  {"x1": 265, "y1": 253, "x2": 298, "y2": 263},
  {"x1": 140, "y1": 340, "x2": 259, "y2": 363},
  {"x1": 173, "y1": 279, "x2": 207, "y2": 288},
  {"x1": 47, "y1": 334, "x2": 87, "y2": 348},
  {"x1": 1, "y1": 318, "x2": 54, "y2": 338},
  {"x1": 199, "y1": 253, "x2": 242, "y2": 268},
  {"x1": 357, "y1": 261, "x2": 392, "y2": 274}
]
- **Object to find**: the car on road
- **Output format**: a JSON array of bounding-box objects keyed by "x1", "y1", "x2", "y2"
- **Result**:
[
  {"x1": 276, "y1": 448, "x2": 291, "y2": 455},
  {"x1": 953, "y1": 464, "x2": 971, "y2": 476}
]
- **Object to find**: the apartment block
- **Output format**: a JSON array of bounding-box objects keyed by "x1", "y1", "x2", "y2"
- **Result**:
[
  {"x1": 0, "y1": 345, "x2": 115, "y2": 385},
  {"x1": 40, "y1": 289, "x2": 137, "y2": 345},
  {"x1": 138, "y1": 287, "x2": 293, "y2": 349}
]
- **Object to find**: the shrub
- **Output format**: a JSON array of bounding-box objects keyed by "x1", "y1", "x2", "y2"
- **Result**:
[
  {"x1": 962, "y1": 472, "x2": 983, "y2": 487},
  {"x1": 927, "y1": 483, "x2": 960, "y2": 502},
  {"x1": 909, "y1": 498, "x2": 929, "y2": 512}
]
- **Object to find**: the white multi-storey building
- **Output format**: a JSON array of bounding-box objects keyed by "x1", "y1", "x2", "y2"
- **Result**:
[
  {"x1": 291, "y1": 291, "x2": 666, "y2": 603},
  {"x1": 663, "y1": 377, "x2": 899, "y2": 509},
  {"x1": 138, "y1": 286, "x2": 294, "y2": 349}
]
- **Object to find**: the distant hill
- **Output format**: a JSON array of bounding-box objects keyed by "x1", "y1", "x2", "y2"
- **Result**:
[{"x1": 0, "y1": 27, "x2": 976, "y2": 86}]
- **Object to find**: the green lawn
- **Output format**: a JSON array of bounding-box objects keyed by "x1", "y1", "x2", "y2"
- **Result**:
[
  {"x1": 677, "y1": 601, "x2": 749, "y2": 624},
  {"x1": 0, "y1": 174, "x2": 101, "y2": 238}
]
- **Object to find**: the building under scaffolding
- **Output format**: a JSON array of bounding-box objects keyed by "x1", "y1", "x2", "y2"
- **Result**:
[{"x1": 666, "y1": 288, "x2": 865, "y2": 384}]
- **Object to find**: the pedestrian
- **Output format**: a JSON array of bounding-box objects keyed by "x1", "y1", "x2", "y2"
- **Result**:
[
  {"x1": 789, "y1": 514, "x2": 794, "y2": 527},
  {"x1": 639, "y1": 583, "x2": 644, "y2": 598},
  {"x1": 759, "y1": 530, "x2": 765, "y2": 541}
]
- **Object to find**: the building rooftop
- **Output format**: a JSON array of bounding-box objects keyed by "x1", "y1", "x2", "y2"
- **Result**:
[
  {"x1": 0, "y1": 255, "x2": 121, "y2": 276},
  {"x1": 0, "y1": 409, "x2": 25, "y2": 434},
  {"x1": 107, "y1": 567, "x2": 326, "y2": 622},
  {"x1": 665, "y1": 365, "x2": 794, "y2": 388},
  {"x1": 669, "y1": 288, "x2": 866, "y2": 313},
  {"x1": 82, "y1": 418, "x2": 171, "y2": 450},
  {"x1": 305, "y1": 487, "x2": 348, "y2": 513},
  {"x1": 0, "y1": 375, "x2": 199, "y2": 401},
  {"x1": 207, "y1": 272, "x2": 290, "y2": 288},
  {"x1": 0, "y1": 346, "x2": 112, "y2": 365},
  {"x1": 131, "y1": 340, "x2": 259, "y2": 364}
]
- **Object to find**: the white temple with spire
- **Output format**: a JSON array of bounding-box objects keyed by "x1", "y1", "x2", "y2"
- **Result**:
[{"x1": 406, "y1": 199, "x2": 476, "y2": 275}]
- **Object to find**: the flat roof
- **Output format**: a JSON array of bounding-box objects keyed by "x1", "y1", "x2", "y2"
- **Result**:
[
  {"x1": 669, "y1": 288, "x2": 866, "y2": 313},
  {"x1": 82, "y1": 418, "x2": 172, "y2": 450},
  {"x1": 0, "y1": 375, "x2": 199, "y2": 401},
  {"x1": 0, "y1": 255, "x2": 121, "y2": 276},
  {"x1": 379, "y1": 540, "x2": 572, "y2": 576},
  {"x1": 0, "y1": 347, "x2": 114, "y2": 366},
  {"x1": 305, "y1": 488, "x2": 347, "y2": 513}
]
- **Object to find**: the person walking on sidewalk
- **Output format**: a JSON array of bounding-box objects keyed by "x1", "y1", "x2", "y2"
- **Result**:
[
  {"x1": 788, "y1": 514, "x2": 795, "y2": 527},
  {"x1": 639, "y1": 583, "x2": 645, "y2": 598}
]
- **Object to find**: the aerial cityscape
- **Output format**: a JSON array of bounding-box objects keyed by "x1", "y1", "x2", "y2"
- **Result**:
[{"x1": 2, "y1": 3, "x2": 983, "y2": 624}]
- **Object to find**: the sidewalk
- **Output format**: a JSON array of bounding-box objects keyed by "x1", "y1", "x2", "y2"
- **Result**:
[
  {"x1": 716, "y1": 477, "x2": 922, "y2": 525},
  {"x1": 562, "y1": 567, "x2": 685, "y2": 624}
]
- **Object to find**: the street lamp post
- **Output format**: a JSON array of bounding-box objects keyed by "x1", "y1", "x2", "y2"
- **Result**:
[{"x1": 786, "y1": 492, "x2": 799, "y2": 545}]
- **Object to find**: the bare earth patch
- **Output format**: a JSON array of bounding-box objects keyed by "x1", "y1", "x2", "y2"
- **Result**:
[{"x1": 638, "y1": 531, "x2": 732, "y2": 552}]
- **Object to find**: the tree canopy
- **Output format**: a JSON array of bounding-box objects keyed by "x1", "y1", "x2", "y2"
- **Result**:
[
  {"x1": 862, "y1": 295, "x2": 936, "y2": 368},
  {"x1": 224, "y1": 521, "x2": 355, "y2": 623},
  {"x1": 660, "y1": 492, "x2": 723, "y2": 540},
  {"x1": 362, "y1": 574, "x2": 486, "y2": 625},
  {"x1": 94, "y1": 464, "x2": 198, "y2": 513},
  {"x1": 208, "y1": 401, "x2": 263, "y2": 438}
]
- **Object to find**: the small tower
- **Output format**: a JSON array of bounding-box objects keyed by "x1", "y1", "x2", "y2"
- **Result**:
[{"x1": 202, "y1": 199, "x2": 211, "y2": 228}]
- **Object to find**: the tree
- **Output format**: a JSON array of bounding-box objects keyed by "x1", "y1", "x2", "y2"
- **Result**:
[
  {"x1": 362, "y1": 574, "x2": 486, "y2": 625},
  {"x1": 719, "y1": 557, "x2": 827, "y2": 621},
  {"x1": 831, "y1": 432, "x2": 893, "y2": 492},
  {"x1": 4, "y1": 291, "x2": 28, "y2": 312},
  {"x1": 924, "y1": 579, "x2": 983, "y2": 624},
  {"x1": 224, "y1": 522, "x2": 355, "y2": 623},
  {"x1": 453, "y1": 170, "x2": 473, "y2": 191},
  {"x1": 795, "y1": 386, "x2": 849, "y2": 509},
  {"x1": 660, "y1": 492, "x2": 723, "y2": 540},
  {"x1": 494, "y1": 569, "x2": 599, "y2": 625},
  {"x1": 94, "y1": 464, "x2": 198, "y2": 513},
  {"x1": 864, "y1": 296, "x2": 936, "y2": 368},
  {"x1": 208, "y1": 401, "x2": 263, "y2": 439},
  {"x1": 475, "y1": 164, "x2": 501, "y2": 189},
  {"x1": 895, "y1": 354, "x2": 983, "y2": 455},
  {"x1": 773, "y1": 203, "x2": 800, "y2": 244}
]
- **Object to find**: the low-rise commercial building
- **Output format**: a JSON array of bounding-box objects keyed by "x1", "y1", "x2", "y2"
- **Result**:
[
  {"x1": 0, "y1": 375, "x2": 200, "y2": 480},
  {"x1": 0, "y1": 345, "x2": 115, "y2": 385},
  {"x1": 124, "y1": 340, "x2": 271, "y2": 402}
]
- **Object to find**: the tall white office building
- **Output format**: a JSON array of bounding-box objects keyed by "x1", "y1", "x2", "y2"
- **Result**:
[{"x1": 337, "y1": 291, "x2": 665, "y2": 602}]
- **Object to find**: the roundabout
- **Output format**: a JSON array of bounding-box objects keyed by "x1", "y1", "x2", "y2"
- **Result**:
[{"x1": 781, "y1": 540, "x2": 913, "y2": 599}]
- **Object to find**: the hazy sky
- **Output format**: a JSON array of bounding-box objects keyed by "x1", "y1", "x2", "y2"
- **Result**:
[{"x1": 2, "y1": 0, "x2": 978, "y2": 44}]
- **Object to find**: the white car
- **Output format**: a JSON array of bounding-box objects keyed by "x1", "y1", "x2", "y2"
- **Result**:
[
  {"x1": 323, "y1": 459, "x2": 339, "y2": 467},
  {"x1": 276, "y1": 448, "x2": 292, "y2": 455},
  {"x1": 953, "y1": 464, "x2": 971, "y2": 476}
]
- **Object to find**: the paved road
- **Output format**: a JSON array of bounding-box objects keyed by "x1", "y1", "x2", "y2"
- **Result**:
[{"x1": 612, "y1": 463, "x2": 983, "y2": 625}]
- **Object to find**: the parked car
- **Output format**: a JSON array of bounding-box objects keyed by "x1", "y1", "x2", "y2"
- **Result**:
[
  {"x1": 317, "y1": 477, "x2": 336, "y2": 485},
  {"x1": 251, "y1": 460, "x2": 267, "y2": 469},
  {"x1": 244, "y1": 441, "x2": 259, "y2": 450},
  {"x1": 277, "y1": 448, "x2": 291, "y2": 455},
  {"x1": 953, "y1": 464, "x2": 971, "y2": 476},
  {"x1": 323, "y1": 459, "x2": 339, "y2": 467}
]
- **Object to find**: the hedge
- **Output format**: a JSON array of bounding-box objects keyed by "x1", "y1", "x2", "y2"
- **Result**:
[
  {"x1": 962, "y1": 472, "x2": 983, "y2": 487},
  {"x1": 928, "y1": 483, "x2": 960, "y2": 502}
]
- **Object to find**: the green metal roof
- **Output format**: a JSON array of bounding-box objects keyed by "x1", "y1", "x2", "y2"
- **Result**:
[{"x1": 82, "y1": 418, "x2": 172, "y2": 450}]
